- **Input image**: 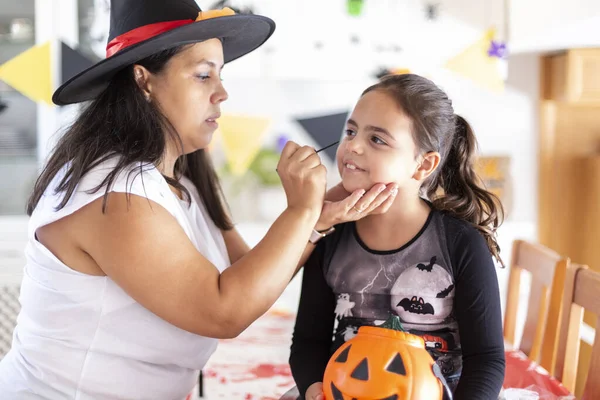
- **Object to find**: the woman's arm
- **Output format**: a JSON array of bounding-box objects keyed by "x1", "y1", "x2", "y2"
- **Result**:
[
  {"x1": 450, "y1": 223, "x2": 505, "y2": 399},
  {"x1": 74, "y1": 193, "x2": 319, "y2": 339},
  {"x1": 67, "y1": 143, "x2": 327, "y2": 339},
  {"x1": 289, "y1": 243, "x2": 336, "y2": 399},
  {"x1": 221, "y1": 228, "x2": 250, "y2": 264},
  {"x1": 221, "y1": 182, "x2": 397, "y2": 273}
]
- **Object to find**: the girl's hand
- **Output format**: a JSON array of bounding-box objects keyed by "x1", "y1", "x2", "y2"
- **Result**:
[
  {"x1": 315, "y1": 182, "x2": 398, "y2": 231},
  {"x1": 305, "y1": 382, "x2": 324, "y2": 400}
]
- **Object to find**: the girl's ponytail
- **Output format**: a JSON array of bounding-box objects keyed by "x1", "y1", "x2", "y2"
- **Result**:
[
  {"x1": 364, "y1": 74, "x2": 504, "y2": 266},
  {"x1": 426, "y1": 115, "x2": 504, "y2": 266}
]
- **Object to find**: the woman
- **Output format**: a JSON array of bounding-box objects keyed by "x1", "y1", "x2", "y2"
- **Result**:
[{"x1": 0, "y1": 0, "x2": 396, "y2": 399}]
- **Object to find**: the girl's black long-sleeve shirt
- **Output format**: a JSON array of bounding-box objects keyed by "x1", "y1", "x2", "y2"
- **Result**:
[{"x1": 289, "y1": 210, "x2": 505, "y2": 399}]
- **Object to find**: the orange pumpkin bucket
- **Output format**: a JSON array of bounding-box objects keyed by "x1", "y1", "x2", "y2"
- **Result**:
[{"x1": 323, "y1": 316, "x2": 451, "y2": 400}]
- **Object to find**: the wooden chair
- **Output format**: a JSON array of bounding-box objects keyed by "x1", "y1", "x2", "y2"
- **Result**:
[
  {"x1": 504, "y1": 239, "x2": 567, "y2": 372},
  {"x1": 555, "y1": 264, "x2": 600, "y2": 399}
]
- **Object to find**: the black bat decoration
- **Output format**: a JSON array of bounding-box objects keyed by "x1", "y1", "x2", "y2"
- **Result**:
[
  {"x1": 374, "y1": 67, "x2": 391, "y2": 80},
  {"x1": 416, "y1": 256, "x2": 437, "y2": 272},
  {"x1": 210, "y1": 0, "x2": 254, "y2": 14},
  {"x1": 436, "y1": 284, "x2": 455, "y2": 298},
  {"x1": 425, "y1": 3, "x2": 440, "y2": 21},
  {"x1": 398, "y1": 296, "x2": 434, "y2": 315}
]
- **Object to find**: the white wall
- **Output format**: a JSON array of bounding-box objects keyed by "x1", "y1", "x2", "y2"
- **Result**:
[
  {"x1": 220, "y1": 0, "x2": 539, "y2": 224},
  {"x1": 509, "y1": 0, "x2": 600, "y2": 53},
  {"x1": 34, "y1": 0, "x2": 79, "y2": 165},
  {"x1": 0, "y1": 0, "x2": 542, "y2": 227},
  {"x1": 224, "y1": 0, "x2": 507, "y2": 81},
  {"x1": 2, "y1": 0, "x2": 538, "y2": 224},
  {"x1": 0, "y1": 0, "x2": 544, "y2": 346},
  {"x1": 219, "y1": 2, "x2": 542, "y2": 319}
]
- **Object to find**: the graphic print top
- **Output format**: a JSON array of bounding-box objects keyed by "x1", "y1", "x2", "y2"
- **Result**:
[{"x1": 289, "y1": 209, "x2": 506, "y2": 400}]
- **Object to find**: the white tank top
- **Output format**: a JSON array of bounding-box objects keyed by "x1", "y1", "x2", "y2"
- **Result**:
[{"x1": 0, "y1": 156, "x2": 231, "y2": 399}]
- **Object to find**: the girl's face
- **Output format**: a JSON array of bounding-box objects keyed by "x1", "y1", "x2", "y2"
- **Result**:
[{"x1": 336, "y1": 90, "x2": 422, "y2": 194}]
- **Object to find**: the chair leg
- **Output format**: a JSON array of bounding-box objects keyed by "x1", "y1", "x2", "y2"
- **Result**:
[{"x1": 198, "y1": 370, "x2": 203, "y2": 398}]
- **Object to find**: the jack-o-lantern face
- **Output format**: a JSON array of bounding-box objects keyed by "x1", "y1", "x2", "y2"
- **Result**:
[{"x1": 323, "y1": 317, "x2": 450, "y2": 400}]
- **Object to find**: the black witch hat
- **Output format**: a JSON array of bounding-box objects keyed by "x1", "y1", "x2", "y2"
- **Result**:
[{"x1": 52, "y1": 0, "x2": 275, "y2": 105}]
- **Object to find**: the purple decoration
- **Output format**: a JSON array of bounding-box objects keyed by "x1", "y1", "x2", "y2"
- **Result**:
[
  {"x1": 487, "y1": 40, "x2": 508, "y2": 59},
  {"x1": 276, "y1": 135, "x2": 289, "y2": 153}
]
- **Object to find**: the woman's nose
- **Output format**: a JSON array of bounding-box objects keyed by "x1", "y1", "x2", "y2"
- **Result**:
[{"x1": 211, "y1": 82, "x2": 229, "y2": 104}]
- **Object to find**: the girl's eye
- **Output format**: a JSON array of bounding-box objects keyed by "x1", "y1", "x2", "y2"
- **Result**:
[
  {"x1": 371, "y1": 135, "x2": 387, "y2": 145},
  {"x1": 345, "y1": 129, "x2": 356, "y2": 137}
]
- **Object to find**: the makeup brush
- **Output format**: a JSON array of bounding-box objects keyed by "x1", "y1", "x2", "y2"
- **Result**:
[
  {"x1": 275, "y1": 140, "x2": 340, "y2": 172},
  {"x1": 315, "y1": 140, "x2": 339, "y2": 154}
]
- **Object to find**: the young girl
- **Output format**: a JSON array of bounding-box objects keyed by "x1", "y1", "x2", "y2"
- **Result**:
[{"x1": 290, "y1": 74, "x2": 506, "y2": 400}]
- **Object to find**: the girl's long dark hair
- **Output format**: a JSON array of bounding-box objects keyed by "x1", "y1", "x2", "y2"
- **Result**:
[
  {"x1": 27, "y1": 45, "x2": 233, "y2": 230},
  {"x1": 364, "y1": 74, "x2": 504, "y2": 266}
]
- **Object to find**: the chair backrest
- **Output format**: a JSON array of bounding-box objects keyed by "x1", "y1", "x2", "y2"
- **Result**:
[
  {"x1": 555, "y1": 264, "x2": 600, "y2": 399},
  {"x1": 504, "y1": 240, "x2": 565, "y2": 367}
]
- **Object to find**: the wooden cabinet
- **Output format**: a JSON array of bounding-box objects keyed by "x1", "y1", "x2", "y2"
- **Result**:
[
  {"x1": 539, "y1": 48, "x2": 600, "y2": 254},
  {"x1": 543, "y1": 49, "x2": 600, "y2": 103},
  {"x1": 539, "y1": 48, "x2": 600, "y2": 397}
]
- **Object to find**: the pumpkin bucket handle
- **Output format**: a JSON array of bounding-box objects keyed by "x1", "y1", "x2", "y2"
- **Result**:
[{"x1": 432, "y1": 363, "x2": 454, "y2": 400}]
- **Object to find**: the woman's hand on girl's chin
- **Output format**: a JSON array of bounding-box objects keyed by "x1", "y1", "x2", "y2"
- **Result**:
[
  {"x1": 305, "y1": 382, "x2": 324, "y2": 400},
  {"x1": 315, "y1": 182, "x2": 398, "y2": 231}
]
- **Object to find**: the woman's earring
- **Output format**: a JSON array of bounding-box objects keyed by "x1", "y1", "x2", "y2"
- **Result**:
[{"x1": 145, "y1": 94, "x2": 151, "y2": 103}]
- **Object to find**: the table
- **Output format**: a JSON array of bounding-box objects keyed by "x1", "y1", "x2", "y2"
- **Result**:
[
  {"x1": 502, "y1": 349, "x2": 573, "y2": 399},
  {"x1": 195, "y1": 310, "x2": 574, "y2": 400}
]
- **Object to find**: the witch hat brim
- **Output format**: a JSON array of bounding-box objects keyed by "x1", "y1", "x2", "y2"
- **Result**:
[{"x1": 53, "y1": 14, "x2": 274, "y2": 106}]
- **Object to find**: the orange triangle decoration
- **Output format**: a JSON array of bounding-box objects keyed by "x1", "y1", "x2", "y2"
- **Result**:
[{"x1": 445, "y1": 29, "x2": 504, "y2": 92}]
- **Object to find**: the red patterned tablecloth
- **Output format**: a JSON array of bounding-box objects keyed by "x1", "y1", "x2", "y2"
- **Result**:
[
  {"x1": 198, "y1": 310, "x2": 297, "y2": 400},
  {"x1": 502, "y1": 349, "x2": 573, "y2": 399},
  {"x1": 189, "y1": 311, "x2": 574, "y2": 399}
]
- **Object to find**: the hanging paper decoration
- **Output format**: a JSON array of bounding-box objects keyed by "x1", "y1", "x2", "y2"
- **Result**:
[
  {"x1": 475, "y1": 156, "x2": 513, "y2": 216},
  {"x1": 61, "y1": 42, "x2": 96, "y2": 86},
  {"x1": 487, "y1": 39, "x2": 509, "y2": 81},
  {"x1": 0, "y1": 40, "x2": 96, "y2": 106},
  {"x1": 374, "y1": 67, "x2": 411, "y2": 80},
  {"x1": 487, "y1": 40, "x2": 508, "y2": 59},
  {"x1": 0, "y1": 41, "x2": 53, "y2": 105},
  {"x1": 444, "y1": 29, "x2": 505, "y2": 92},
  {"x1": 375, "y1": 68, "x2": 391, "y2": 79},
  {"x1": 425, "y1": 3, "x2": 440, "y2": 21},
  {"x1": 218, "y1": 114, "x2": 271, "y2": 176},
  {"x1": 249, "y1": 148, "x2": 281, "y2": 186},
  {"x1": 207, "y1": 127, "x2": 221, "y2": 153},
  {"x1": 347, "y1": 0, "x2": 364, "y2": 17},
  {"x1": 276, "y1": 134, "x2": 289, "y2": 153},
  {"x1": 295, "y1": 112, "x2": 348, "y2": 162},
  {"x1": 374, "y1": 44, "x2": 403, "y2": 53},
  {"x1": 210, "y1": 0, "x2": 255, "y2": 14}
]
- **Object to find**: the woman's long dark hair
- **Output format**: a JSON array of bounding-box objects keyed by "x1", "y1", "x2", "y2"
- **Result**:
[
  {"x1": 27, "y1": 45, "x2": 233, "y2": 230},
  {"x1": 363, "y1": 74, "x2": 504, "y2": 266}
]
